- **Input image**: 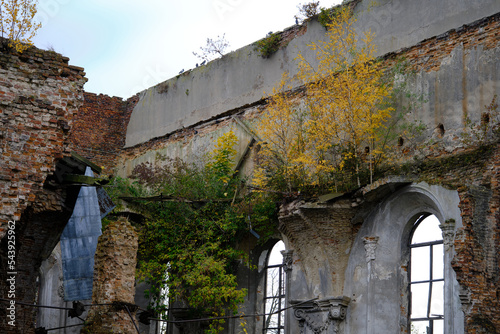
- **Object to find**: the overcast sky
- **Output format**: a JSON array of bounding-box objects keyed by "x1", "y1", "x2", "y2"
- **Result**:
[{"x1": 33, "y1": 0, "x2": 342, "y2": 99}]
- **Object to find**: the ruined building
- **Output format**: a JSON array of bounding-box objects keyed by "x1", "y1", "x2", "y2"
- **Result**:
[{"x1": 1, "y1": 0, "x2": 499, "y2": 333}]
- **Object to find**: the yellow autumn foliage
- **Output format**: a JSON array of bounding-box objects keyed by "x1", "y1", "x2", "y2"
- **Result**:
[
  {"x1": 254, "y1": 73, "x2": 311, "y2": 192},
  {"x1": 0, "y1": 0, "x2": 41, "y2": 52},
  {"x1": 256, "y1": 6, "x2": 394, "y2": 192},
  {"x1": 207, "y1": 130, "x2": 238, "y2": 184}
]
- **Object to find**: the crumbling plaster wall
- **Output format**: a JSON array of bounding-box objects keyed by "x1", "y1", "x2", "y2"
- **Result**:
[
  {"x1": 110, "y1": 2, "x2": 500, "y2": 333},
  {"x1": 275, "y1": 137, "x2": 500, "y2": 333},
  {"x1": 116, "y1": 107, "x2": 261, "y2": 179},
  {"x1": 117, "y1": 2, "x2": 500, "y2": 186},
  {"x1": 7, "y1": 0, "x2": 486, "y2": 332},
  {"x1": 277, "y1": 140, "x2": 500, "y2": 333},
  {"x1": 343, "y1": 183, "x2": 464, "y2": 334},
  {"x1": 124, "y1": 0, "x2": 500, "y2": 148}
]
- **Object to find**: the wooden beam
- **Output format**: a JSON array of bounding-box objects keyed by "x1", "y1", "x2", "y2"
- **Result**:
[
  {"x1": 70, "y1": 151, "x2": 102, "y2": 174},
  {"x1": 63, "y1": 174, "x2": 109, "y2": 186}
]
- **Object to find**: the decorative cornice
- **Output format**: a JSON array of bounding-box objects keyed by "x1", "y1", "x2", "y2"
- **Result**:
[
  {"x1": 363, "y1": 236, "x2": 379, "y2": 262},
  {"x1": 281, "y1": 249, "x2": 294, "y2": 272},
  {"x1": 439, "y1": 219, "x2": 456, "y2": 251},
  {"x1": 291, "y1": 297, "x2": 350, "y2": 334}
]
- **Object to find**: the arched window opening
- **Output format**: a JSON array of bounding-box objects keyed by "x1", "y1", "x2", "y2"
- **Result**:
[
  {"x1": 410, "y1": 214, "x2": 444, "y2": 334},
  {"x1": 263, "y1": 240, "x2": 285, "y2": 334},
  {"x1": 158, "y1": 279, "x2": 169, "y2": 334}
]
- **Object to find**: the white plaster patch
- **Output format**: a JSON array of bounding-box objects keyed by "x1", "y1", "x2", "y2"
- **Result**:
[
  {"x1": 353, "y1": 265, "x2": 364, "y2": 282},
  {"x1": 313, "y1": 285, "x2": 321, "y2": 297},
  {"x1": 258, "y1": 249, "x2": 269, "y2": 271},
  {"x1": 353, "y1": 293, "x2": 363, "y2": 304},
  {"x1": 374, "y1": 263, "x2": 394, "y2": 280}
]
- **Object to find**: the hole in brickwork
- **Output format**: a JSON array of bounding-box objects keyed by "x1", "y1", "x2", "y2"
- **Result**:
[
  {"x1": 436, "y1": 123, "x2": 445, "y2": 138},
  {"x1": 481, "y1": 112, "x2": 490, "y2": 125}
]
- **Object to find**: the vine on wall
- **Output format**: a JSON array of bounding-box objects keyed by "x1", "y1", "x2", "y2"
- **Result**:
[{"x1": 107, "y1": 132, "x2": 277, "y2": 334}]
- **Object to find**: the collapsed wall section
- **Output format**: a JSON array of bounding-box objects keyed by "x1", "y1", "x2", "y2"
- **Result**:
[
  {"x1": 0, "y1": 39, "x2": 87, "y2": 238},
  {"x1": 0, "y1": 41, "x2": 87, "y2": 333},
  {"x1": 69, "y1": 92, "x2": 138, "y2": 174}
]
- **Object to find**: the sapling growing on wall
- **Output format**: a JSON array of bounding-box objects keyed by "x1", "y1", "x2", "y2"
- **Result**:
[
  {"x1": 0, "y1": 0, "x2": 41, "y2": 52},
  {"x1": 193, "y1": 33, "x2": 230, "y2": 63},
  {"x1": 256, "y1": 6, "x2": 395, "y2": 193},
  {"x1": 295, "y1": 1, "x2": 320, "y2": 24},
  {"x1": 255, "y1": 32, "x2": 282, "y2": 58}
]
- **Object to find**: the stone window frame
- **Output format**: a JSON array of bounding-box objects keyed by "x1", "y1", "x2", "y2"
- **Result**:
[
  {"x1": 343, "y1": 183, "x2": 464, "y2": 333},
  {"x1": 401, "y1": 209, "x2": 461, "y2": 334},
  {"x1": 408, "y1": 213, "x2": 445, "y2": 333},
  {"x1": 262, "y1": 240, "x2": 286, "y2": 334}
]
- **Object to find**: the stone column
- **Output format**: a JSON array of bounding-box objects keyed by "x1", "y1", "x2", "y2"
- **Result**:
[
  {"x1": 363, "y1": 236, "x2": 379, "y2": 334},
  {"x1": 282, "y1": 249, "x2": 294, "y2": 334},
  {"x1": 81, "y1": 218, "x2": 139, "y2": 334},
  {"x1": 439, "y1": 219, "x2": 464, "y2": 334},
  {"x1": 291, "y1": 297, "x2": 350, "y2": 334}
]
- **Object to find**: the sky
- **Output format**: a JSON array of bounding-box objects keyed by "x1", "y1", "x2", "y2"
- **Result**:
[{"x1": 33, "y1": 0, "x2": 342, "y2": 99}]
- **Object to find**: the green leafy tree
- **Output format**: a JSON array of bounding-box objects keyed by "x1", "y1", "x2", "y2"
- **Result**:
[{"x1": 127, "y1": 132, "x2": 277, "y2": 334}]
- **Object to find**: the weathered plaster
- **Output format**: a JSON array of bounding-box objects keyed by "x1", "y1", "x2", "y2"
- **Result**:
[
  {"x1": 343, "y1": 182, "x2": 464, "y2": 334},
  {"x1": 125, "y1": 0, "x2": 500, "y2": 147}
]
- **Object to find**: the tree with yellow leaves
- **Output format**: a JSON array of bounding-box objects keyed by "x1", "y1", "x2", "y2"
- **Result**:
[
  {"x1": 0, "y1": 0, "x2": 41, "y2": 52},
  {"x1": 254, "y1": 73, "x2": 311, "y2": 193},
  {"x1": 256, "y1": 6, "x2": 394, "y2": 193}
]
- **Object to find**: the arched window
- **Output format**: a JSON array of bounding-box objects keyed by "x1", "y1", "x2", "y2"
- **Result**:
[
  {"x1": 410, "y1": 214, "x2": 444, "y2": 334},
  {"x1": 263, "y1": 240, "x2": 285, "y2": 334}
]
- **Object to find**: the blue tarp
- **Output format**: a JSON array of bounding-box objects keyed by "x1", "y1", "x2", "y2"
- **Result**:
[{"x1": 60, "y1": 167, "x2": 102, "y2": 301}]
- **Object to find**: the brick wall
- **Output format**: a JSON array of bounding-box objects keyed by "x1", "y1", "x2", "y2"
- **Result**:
[
  {"x1": 452, "y1": 147, "x2": 500, "y2": 333},
  {"x1": 0, "y1": 40, "x2": 137, "y2": 333},
  {"x1": 276, "y1": 16, "x2": 500, "y2": 331},
  {"x1": 0, "y1": 39, "x2": 87, "y2": 237},
  {"x1": 386, "y1": 144, "x2": 500, "y2": 333},
  {"x1": 0, "y1": 7, "x2": 497, "y2": 334},
  {"x1": 81, "y1": 218, "x2": 138, "y2": 334},
  {"x1": 109, "y1": 12, "x2": 500, "y2": 332},
  {"x1": 112, "y1": 11, "x2": 500, "y2": 333},
  {"x1": 383, "y1": 15, "x2": 500, "y2": 331},
  {"x1": 383, "y1": 12, "x2": 500, "y2": 73},
  {"x1": 69, "y1": 92, "x2": 138, "y2": 174},
  {"x1": 0, "y1": 40, "x2": 87, "y2": 333}
]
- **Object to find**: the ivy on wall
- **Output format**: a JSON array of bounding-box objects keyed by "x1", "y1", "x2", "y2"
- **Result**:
[{"x1": 107, "y1": 132, "x2": 277, "y2": 333}]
